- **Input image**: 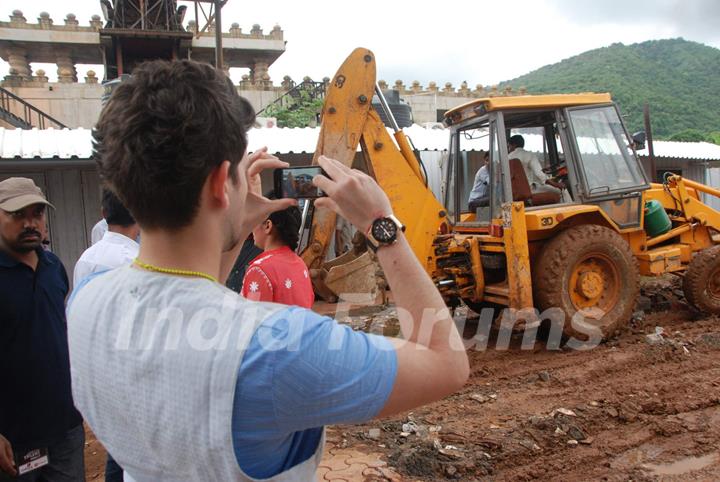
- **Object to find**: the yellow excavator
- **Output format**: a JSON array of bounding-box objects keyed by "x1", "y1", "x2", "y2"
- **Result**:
[{"x1": 299, "y1": 47, "x2": 720, "y2": 340}]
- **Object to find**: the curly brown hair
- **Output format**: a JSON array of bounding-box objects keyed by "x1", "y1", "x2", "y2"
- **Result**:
[{"x1": 93, "y1": 60, "x2": 255, "y2": 230}]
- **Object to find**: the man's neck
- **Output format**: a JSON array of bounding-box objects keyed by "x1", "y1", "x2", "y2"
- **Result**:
[
  {"x1": 136, "y1": 223, "x2": 224, "y2": 280},
  {"x1": 108, "y1": 224, "x2": 139, "y2": 242},
  {"x1": 262, "y1": 236, "x2": 286, "y2": 252}
]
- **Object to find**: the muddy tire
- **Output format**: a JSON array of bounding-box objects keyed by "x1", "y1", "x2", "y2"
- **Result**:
[
  {"x1": 533, "y1": 225, "x2": 639, "y2": 341},
  {"x1": 683, "y1": 245, "x2": 720, "y2": 313}
]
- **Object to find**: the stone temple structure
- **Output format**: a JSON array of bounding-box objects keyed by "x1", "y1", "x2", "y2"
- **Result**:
[
  {"x1": 0, "y1": 2, "x2": 288, "y2": 128},
  {"x1": 0, "y1": 2, "x2": 529, "y2": 129}
]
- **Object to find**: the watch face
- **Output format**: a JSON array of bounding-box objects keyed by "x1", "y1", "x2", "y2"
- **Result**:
[{"x1": 372, "y1": 217, "x2": 398, "y2": 243}]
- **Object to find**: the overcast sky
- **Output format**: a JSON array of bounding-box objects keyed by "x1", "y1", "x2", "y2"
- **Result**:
[{"x1": 1, "y1": 0, "x2": 719, "y2": 86}]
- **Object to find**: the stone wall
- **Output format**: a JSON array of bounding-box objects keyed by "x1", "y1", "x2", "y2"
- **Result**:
[
  {"x1": 1, "y1": 76, "x2": 523, "y2": 128},
  {"x1": 0, "y1": 82, "x2": 286, "y2": 128}
]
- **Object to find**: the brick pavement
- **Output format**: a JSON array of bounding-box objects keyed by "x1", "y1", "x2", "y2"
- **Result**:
[{"x1": 316, "y1": 429, "x2": 406, "y2": 482}]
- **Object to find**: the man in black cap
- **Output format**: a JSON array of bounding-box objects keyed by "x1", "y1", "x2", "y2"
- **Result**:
[{"x1": 0, "y1": 177, "x2": 85, "y2": 481}]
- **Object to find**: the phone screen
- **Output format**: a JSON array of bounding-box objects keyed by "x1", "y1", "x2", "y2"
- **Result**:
[{"x1": 274, "y1": 166, "x2": 326, "y2": 199}]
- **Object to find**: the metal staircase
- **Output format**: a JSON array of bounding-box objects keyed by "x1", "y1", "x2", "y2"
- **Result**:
[
  {"x1": 257, "y1": 79, "x2": 326, "y2": 117},
  {"x1": 0, "y1": 86, "x2": 67, "y2": 129}
]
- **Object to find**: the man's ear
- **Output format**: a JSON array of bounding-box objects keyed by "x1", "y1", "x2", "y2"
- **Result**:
[
  {"x1": 208, "y1": 161, "x2": 231, "y2": 209},
  {"x1": 263, "y1": 219, "x2": 274, "y2": 235}
]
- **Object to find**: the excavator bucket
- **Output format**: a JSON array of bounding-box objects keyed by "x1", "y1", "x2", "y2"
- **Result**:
[{"x1": 315, "y1": 250, "x2": 383, "y2": 301}]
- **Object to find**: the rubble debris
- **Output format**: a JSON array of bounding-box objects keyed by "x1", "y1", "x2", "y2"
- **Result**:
[
  {"x1": 538, "y1": 370, "x2": 552, "y2": 382},
  {"x1": 551, "y1": 408, "x2": 577, "y2": 417},
  {"x1": 519, "y1": 439, "x2": 542, "y2": 451},
  {"x1": 368, "y1": 428, "x2": 381, "y2": 439},
  {"x1": 470, "y1": 393, "x2": 491, "y2": 403},
  {"x1": 567, "y1": 425, "x2": 586, "y2": 441},
  {"x1": 635, "y1": 295, "x2": 652, "y2": 312},
  {"x1": 402, "y1": 422, "x2": 419, "y2": 434}
]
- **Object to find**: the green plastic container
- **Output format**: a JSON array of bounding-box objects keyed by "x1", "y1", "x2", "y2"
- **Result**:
[{"x1": 644, "y1": 200, "x2": 672, "y2": 237}]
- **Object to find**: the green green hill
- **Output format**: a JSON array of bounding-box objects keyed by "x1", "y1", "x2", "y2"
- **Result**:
[{"x1": 499, "y1": 38, "x2": 720, "y2": 139}]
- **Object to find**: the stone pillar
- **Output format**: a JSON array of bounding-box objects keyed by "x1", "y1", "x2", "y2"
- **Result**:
[
  {"x1": 9, "y1": 10, "x2": 27, "y2": 26},
  {"x1": 250, "y1": 24, "x2": 262, "y2": 38},
  {"x1": 64, "y1": 13, "x2": 79, "y2": 29},
  {"x1": 458, "y1": 81, "x2": 471, "y2": 96},
  {"x1": 187, "y1": 20, "x2": 197, "y2": 33},
  {"x1": 428, "y1": 81, "x2": 439, "y2": 93},
  {"x1": 281, "y1": 75, "x2": 294, "y2": 90},
  {"x1": 474, "y1": 84, "x2": 485, "y2": 97},
  {"x1": 271, "y1": 24, "x2": 283, "y2": 40},
  {"x1": 207, "y1": 20, "x2": 215, "y2": 33},
  {"x1": 443, "y1": 82, "x2": 455, "y2": 94},
  {"x1": 519, "y1": 86, "x2": 527, "y2": 95},
  {"x1": 411, "y1": 80, "x2": 422, "y2": 94},
  {"x1": 55, "y1": 49, "x2": 78, "y2": 83},
  {"x1": 90, "y1": 14, "x2": 103, "y2": 30},
  {"x1": 229, "y1": 22, "x2": 241, "y2": 37},
  {"x1": 6, "y1": 47, "x2": 31, "y2": 79},
  {"x1": 252, "y1": 60, "x2": 269, "y2": 84},
  {"x1": 378, "y1": 80, "x2": 388, "y2": 90},
  {"x1": 393, "y1": 80, "x2": 406, "y2": 94},
  {"x1": 3, "y1": 68, "x2": 23, "y2": 86},
  {"x1": 34, "y1": 69, "x2": 49, "y2": 83},
  {"x1": 85, "y1": 70, "x2": 98, "y2": 84},
  {"x1": 238, "y1": 74, "x2": 252, "y2": 89},
  {"x1": 259, "y1": 73, "x2": 272, "y2": 90},
  {"x1": 38, "y1": 11, "x2": 53, "y2": 29}
]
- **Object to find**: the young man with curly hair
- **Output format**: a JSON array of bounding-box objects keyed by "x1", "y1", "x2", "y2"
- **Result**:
[{"x1": 67, "y1": 59, "x2": 468, "y2": 481}]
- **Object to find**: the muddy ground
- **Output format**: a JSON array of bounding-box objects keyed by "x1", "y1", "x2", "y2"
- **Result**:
[{"x1": 84, "y1": 276, "x2": 720, "y2": 481}]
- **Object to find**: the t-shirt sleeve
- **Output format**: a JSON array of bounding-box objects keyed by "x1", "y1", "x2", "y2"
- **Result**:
[
  {"x1": 241, "y1": 266, "x2": 274, "y2": 303},
  {"x1": 233, "y1": 306, "x2": 397, "y2": 434}
]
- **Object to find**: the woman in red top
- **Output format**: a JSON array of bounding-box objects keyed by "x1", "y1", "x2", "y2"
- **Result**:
[{"x1": 241, "y1": 203, "x2": 314, "y2": 308}]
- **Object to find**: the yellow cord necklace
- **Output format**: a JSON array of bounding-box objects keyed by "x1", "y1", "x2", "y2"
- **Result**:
[{"x1": 133, "y1": 258, "x2": 218, "y2": 283}]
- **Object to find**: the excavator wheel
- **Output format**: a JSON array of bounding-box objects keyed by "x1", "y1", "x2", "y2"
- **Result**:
[
  {"x1": 683, "y1": 245, "x2": 720, "y2": 314},
  {"x1": 533, "y1": 225, "x2": 639, "y2": 341}
]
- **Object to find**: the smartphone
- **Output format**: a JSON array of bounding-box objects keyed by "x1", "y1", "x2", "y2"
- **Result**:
[{"x1": 273, "y1": 166, "x2": 327, "y2": 199}]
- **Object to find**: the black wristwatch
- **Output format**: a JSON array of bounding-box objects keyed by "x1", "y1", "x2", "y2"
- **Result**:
[{"x1": 366, "y1": 214, "x2": 405, "y2": 252}]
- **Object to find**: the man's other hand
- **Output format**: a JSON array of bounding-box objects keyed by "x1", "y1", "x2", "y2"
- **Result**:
[{"x1": 312, "y1": 156, "x2": 393, "y2": 234}]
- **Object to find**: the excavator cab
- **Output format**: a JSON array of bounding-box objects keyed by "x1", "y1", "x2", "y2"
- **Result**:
[{"x1": 444, "y1": 97, "x2": 650, "y2": 229}]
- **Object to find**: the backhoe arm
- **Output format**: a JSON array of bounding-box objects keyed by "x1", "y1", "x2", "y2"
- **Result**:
[{"x1": 300, "y1": 47, "x2": 448, "y2": 298}]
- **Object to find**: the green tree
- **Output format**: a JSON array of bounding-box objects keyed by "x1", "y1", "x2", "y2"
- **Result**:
[
  {"x1": 707, "y1": 131, "x2": 720, "y2": 145},
  {"x1": 498, "y1": 39, "x2": 720, "y2": 138},
  {"x1": 264, "y1": 91, "x2": 324, "y2": 128},
  {"x1": 668, "y1": 129, "x2": 710, "y2": 142}
]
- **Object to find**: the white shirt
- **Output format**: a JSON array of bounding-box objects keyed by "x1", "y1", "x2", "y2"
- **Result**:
[
  {"x1": 469, "y1": 165, "x2": 490, "y2": 202},
  {"x1": 510, "y1": 147, "x2": 549, "y2": 187},
  {"x1": 91, "y1": 219, "x2": 108, "y2": 245},
  {"x1": 73, "y1": 231, "x2": 139, "y2": 287}
]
